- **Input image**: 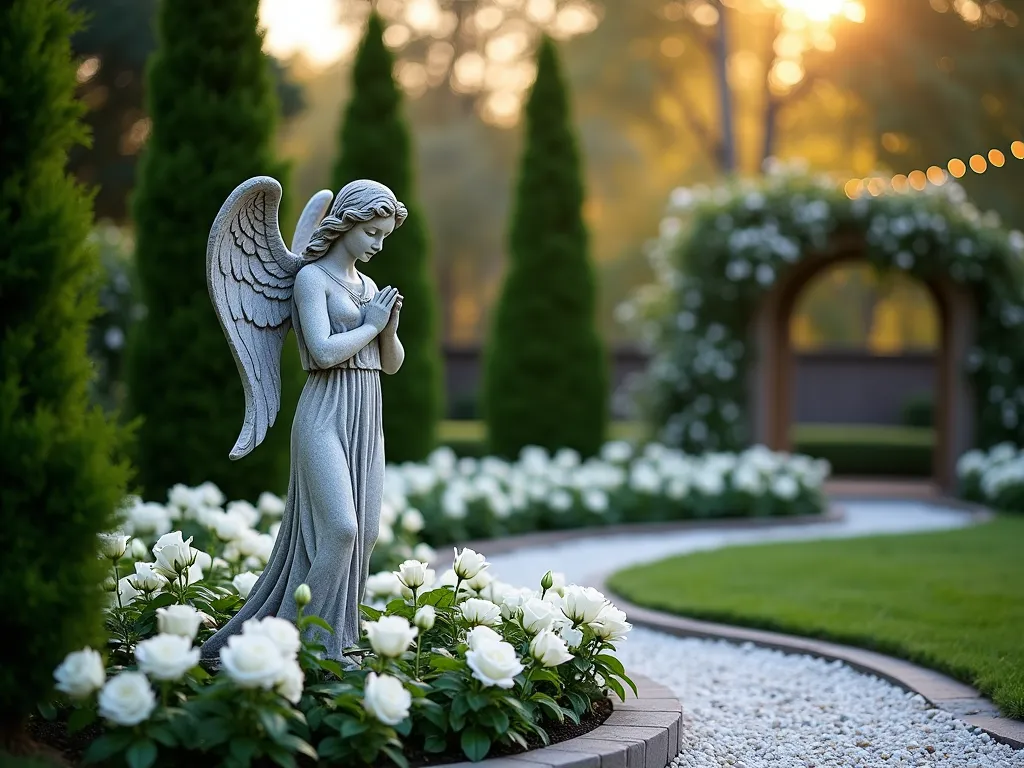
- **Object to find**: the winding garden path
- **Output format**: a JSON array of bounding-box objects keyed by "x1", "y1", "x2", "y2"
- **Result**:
[{"x1": 483, "y1": 499, "x2": 1024, "y2": 767}]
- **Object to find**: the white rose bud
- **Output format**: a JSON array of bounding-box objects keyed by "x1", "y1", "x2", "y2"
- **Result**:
[
  {"x1": 459, "y1": 598, "x2": 502, "y2": 627},
  {"x1": 135, "y1": 634, "x2": 200, "y2": 681},
  {"x1": 294, "y1": 583, "x2": 312, "y2": 608},
  {"x1": 465, "y1": 625, "x2": 502, "y2": 651},
  {"x1": 156, "y1": 604, "x2": 203, "y2": 639},
  {"x1": 275, "y1": 658, "x2": 304, "y2": 704},
  {"x1": 466, "y1": 568, "x2": 493, "y2": 592},
  {"x1": 130, "y1": 560, "x2": 167, "y2": 592},
  {"x1": 53, "y1": 648, "x2": 106, "y2": 699},
  {"x1": 242, "y1": 617, "x2": 301, "y2": 658},
  {"x1": 364, "y1": 615, "x2": 418, "y2": 658},
  {"x1": 365, "y1": 571, "x2": 403, "y2": 600},
  {"x1": 220, "y1": 633, "x2": 285, "y2": 689},
  {"x1": 452, "y1": 547, "x2": 488, "y2": 580},
  {"x1": 466, "y1": 640, "x2": 523, "y2": 689},
  {"x1": 530, "y1": 630, "x2": 574, "y2": 668},
  {"x1": 562, "y1": 585, "x2": 608, "y2": 624},
  {"x1": 97, "y1": 671, "x2": 156, "y2": 726},
  {"x1": 152, "y1": 531, "x2": 195, "y2": 575},
  {"x1": 363, "y1": 672, "x2": 411, "y2": 726},
  {"x1": 130, "y1": 537, "x2": 150, "y2": 560},
  {"x1": 396, "y1": 559, "x2": 429, "y2": 590},
  {"x1": 232, "y1": 571, "x2": 259, "y2": 599},
  {"x1": 413, "y1": 605, "x2": 436, "y2": 632},
  {"x1": 102, "y1": 576, "x2": 117, "y2": 592},
  {"x1": 520, "y1": 597, "x2": 558, "y2": 635},
  {"x1": 589, "y1": 605, "x2": 632, "y2": 642},
  {"x1": 98, "y1": 533, "x2": 130, "y2": 560}
]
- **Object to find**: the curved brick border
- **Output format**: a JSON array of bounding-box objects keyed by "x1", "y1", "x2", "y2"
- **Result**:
[
  {"x1": 601, "y1": 583, "x2": 1024, "y2": 751},
  {"x1": 436, "y1": 672, "x2": 683, "y2": 768}
]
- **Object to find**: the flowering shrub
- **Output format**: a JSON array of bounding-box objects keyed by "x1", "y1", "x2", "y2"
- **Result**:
[
  {"x1": 46, "y1": 533, "x2": 634, "y2": 767},
  {"x1": 957, "y1": 443, "x2": 1024, "y2": 512},
  {"x1": 618, "y1": 161, "x2": 1024, "y2": 453},
  {"x1": 384, "y1": 442, "x2": 830, "y2": 546}
]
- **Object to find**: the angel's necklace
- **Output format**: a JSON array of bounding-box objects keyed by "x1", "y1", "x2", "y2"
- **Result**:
[{"x1": 321, "y1": 266, "x2": 370, "y2": 305}]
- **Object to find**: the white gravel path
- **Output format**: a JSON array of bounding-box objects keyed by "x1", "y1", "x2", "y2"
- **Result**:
[{"x1": 484, "y1": 500, "x2": 1024, "y2": 767}]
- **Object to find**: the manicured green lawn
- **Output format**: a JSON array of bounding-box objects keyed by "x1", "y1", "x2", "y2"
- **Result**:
[
  {"x1": 607, "y1": 516, "x2": 1024, "y2": 718},
  {"x1": 438, "y1": 420, "x2": 648, "y2": 444}
]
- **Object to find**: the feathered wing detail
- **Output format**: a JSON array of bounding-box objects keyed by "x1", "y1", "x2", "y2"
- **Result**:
[
  {"x1": 291, "y1": 189, "x2": 333, "y2": 254},
  {"x1": 207, "y1": 176, "x2": 305, "y2": 460}
]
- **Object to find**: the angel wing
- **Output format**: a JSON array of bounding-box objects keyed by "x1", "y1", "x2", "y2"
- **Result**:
[{"x1": 206, "y1": 176, "x2": 331, "y2": 460}]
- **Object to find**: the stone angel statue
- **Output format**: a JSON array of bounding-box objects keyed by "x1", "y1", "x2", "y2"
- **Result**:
[{"x1": 199, "y1": 176, "x2": 407, "y2": 662}]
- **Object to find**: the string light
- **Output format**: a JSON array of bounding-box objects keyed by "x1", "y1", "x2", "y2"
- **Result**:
[{"x1": 843, "y1": 139, "x2": 1024, "y2": 198}]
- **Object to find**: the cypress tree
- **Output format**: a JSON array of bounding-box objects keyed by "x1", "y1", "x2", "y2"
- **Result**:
[
  {"x1": 127, "y1": 0, "x2": 302, "y2": 500},
  {"x1": 0, "y1": 0, "x2": 129, "y2": 728},
  {"x1": 482, "y1": 38, "x2": 607, "y2": 458},
  {"x1": 332, "y1": 12, "x2": 443, "y2": 463}
]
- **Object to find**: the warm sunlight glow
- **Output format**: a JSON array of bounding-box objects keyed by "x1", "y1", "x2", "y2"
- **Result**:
[
  {"x1": 771, "y1": 0, "x2": 864, "y2": 25},
  {"x1": 260, "y1": 0, "x2": 359, "y2": 68}
]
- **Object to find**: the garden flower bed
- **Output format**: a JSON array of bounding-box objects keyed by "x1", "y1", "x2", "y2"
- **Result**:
[{"x1": 35, "y1": 525, "x2": 636, "y2": 767}]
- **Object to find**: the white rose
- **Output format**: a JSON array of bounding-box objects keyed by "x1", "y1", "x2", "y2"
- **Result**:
[
  {"x1": 226, "y1": 500, "x2": 260, "y2": 527},
  {"x1": 529, "y1": 630, "x2": 574, "y2": 667},
  {"x1": 128, "y1": 502, "x2": 173, "y2": 537},
  {"x1": 376, "y1": 524, "x2": 394, "y2": 545},
  {"x1": 453, "y1": 547, "x2": 488, "y2": 580},
  {"x1": 413, "y1": 605, "x2": 436, "y2": 631},
  {"x1": 233, "y1": 571, "x2": 260, "y2": 599},
  {"x1": 135, "y1": 634, "x2": 200, "y2": 681},
  {"x1": 412, "y1": 542, "x2": 436, "y2": 563},
  {"x1": 152, "y1": 531, "x2": 195, "y2": 575},
  {"x1": 98, "y1": 533, "x2": 130, "y2": 560},
  {"x1": 191, "y1": 548, "x2": 212, "y2": 572},
  {"x1": 129, "y1": 561, "x2": 167, "y2": 592},
  {"x1": 363, "y1": 672, "x2": 411, "y2": 725},
  {"x1": 466, "y1": 568, "x2": 493, "y2": 592},
  {"x1": 115, "y1": 576, "x2": 141, "y2": 605},
  {"x1": 210, "y1": 511, "x2": 249, "y2": 541},
  {"x1": 275, "y1": 658, "x2": 304, "y2": 704},
  {"x1": 97, "y1": 671, "x2": 156, "y2": 726},
  {"x1": 400, "y1": 508, "x2": 424, "y2": 533},
  {"x1": 365, "y1": 615, "x2": 418, "y2": 658},
  {"x1": 520, "y1": 597, "x2": 558, "y2": 635},
  {"x1": 589, "y1": 605, "x2": 632, "y2": 642},
  {"x1": 53, "y1": 647, "x2": 106, "y2": 699},
  {"x1": 465, "y1": 625, "x2": 502, "y2": 651},
  {"x1": 562, "y1": 585, "x2": 608, "y2": 624},
  {"x1": 560, "y1": 625, "x2": 584, "y2": 650},
  {"x1": 156, "y1": 604, "x2": 203, "y2": 639},
  {"x1": 466, "y1": 640, "x2": 523, "y2": 689},
  {"x1": 257, "y1": 491, "x2": 286, "y2": 518},
  {"x1": 460, "y1": 598, "x2": 503, "y2": 627},
  {"x1": 499, "y1": 587, "x2": 534, "y2": 620},
  {"x1": 243, "y1": 616, "x2": 301, "y2": 658},
  {"x1": 396, "y1": 559, "x2": 430, "y2": 589},
  {"x1": 220, "y1": 633, "x2": 285, "y2": 689},
  {"x1": 196, "y1": 481, "x2": 225, "y2": 508},
  {"x1": 365, "y1": 571, "x2": 403, "y2": 599}
]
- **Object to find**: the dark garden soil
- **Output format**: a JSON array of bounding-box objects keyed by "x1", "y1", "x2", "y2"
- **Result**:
[{"x1": 22, "y1": 696, "x2": 613, "y2": 767}]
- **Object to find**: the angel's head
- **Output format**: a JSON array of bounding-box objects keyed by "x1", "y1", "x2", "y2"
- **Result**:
[{"x1": 302, "y1": 179, "x2": 408, "y2": 263}]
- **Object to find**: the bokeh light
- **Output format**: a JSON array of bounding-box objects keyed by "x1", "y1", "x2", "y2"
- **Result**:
[
  {"x1": 969, "y1": 154, "x2": 988, "y2": 173},
  {"x1": 947, "y1": 158, "x2": 967, "y2": 178}
]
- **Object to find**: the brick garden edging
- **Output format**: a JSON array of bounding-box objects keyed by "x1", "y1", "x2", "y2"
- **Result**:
[
  {"x1": 435, "y1": 672, "x2": 684, "y2": 768},
  {"x1": 601, "y1": 584, "x2": 1024, "y2": 751}
]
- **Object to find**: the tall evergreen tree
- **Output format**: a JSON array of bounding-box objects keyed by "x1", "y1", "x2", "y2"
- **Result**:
[
  {"x1": 127, "y1": 0, "x2": 302, "y2": 500},
  {"x1": 332, "y1": 12, "x2": 442, "y2": 462},
  {"x1": 0, "y1": 0, "x2": 129, "y2": 729},
  {"x1": 482, "y1": 38, "x2": 607, "y2": 458}
]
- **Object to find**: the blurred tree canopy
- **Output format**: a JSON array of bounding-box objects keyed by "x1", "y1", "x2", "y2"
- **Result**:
[{"x1": 69, "y1": 0, "x2": 304, "y2": 222}]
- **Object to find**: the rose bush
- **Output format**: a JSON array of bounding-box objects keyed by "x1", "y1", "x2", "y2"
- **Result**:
[
  {"x1": 43, "y1": 523, "x2": 635, "y2": 768},
  {"x1": 957, "y1": 443, "x2": 1024, "y2": 512}
]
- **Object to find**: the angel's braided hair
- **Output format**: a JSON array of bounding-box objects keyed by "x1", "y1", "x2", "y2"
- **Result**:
[{"x1": 302, "y1": 179, "x2": 408, "y2": 260}]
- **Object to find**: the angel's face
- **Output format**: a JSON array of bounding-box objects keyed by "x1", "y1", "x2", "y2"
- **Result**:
[{"x1": 340, "y1": 215, "x2": 397, "y2": 264}]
